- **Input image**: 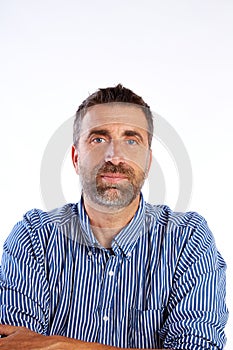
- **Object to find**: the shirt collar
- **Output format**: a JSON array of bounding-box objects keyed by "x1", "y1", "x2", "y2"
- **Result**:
[{"x1": 77, "y1": 194, "x2": 146, "y2": 258}]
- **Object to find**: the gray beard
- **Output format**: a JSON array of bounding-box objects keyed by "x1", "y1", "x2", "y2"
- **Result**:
[{"x1": 78, "y1": 162, "x2": 146, "y2": 209}]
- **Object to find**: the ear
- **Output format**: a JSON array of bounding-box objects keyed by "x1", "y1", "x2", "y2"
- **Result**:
[{"x1": 72, "y1": 145, "x2": 79, "y2": 174}]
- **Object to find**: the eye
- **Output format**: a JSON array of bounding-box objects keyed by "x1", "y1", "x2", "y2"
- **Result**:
[
  {"x1": 126, "y1": 139, "x2": 138, "y2": 145},
  {"x1": 92, "y1": 137, "x2": 106, "y2": 144}
]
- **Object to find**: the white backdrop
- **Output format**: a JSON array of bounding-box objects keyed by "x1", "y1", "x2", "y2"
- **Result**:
[{"x1": 0, "y1": 0, "x2": 232, "y2": 348}]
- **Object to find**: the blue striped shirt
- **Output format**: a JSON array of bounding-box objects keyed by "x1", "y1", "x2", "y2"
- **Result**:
[{"x1": 0, "y1": 196, "x2": 228, "y2": 349}]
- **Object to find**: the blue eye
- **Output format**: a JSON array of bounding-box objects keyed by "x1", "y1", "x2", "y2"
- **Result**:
[
  {"x1": 93, "y1": 137, "x2": 106, "y2": 143},
  {"x1": 126, "y1": 139, "x2": 137, "y2": 145}
]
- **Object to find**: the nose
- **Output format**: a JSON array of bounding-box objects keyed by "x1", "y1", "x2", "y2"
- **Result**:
[{"x1": 104, "y1": 139, "x2": 125, "y2": 165}]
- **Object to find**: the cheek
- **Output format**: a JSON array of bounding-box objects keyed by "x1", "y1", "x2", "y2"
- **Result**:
[
  {"x1": 79, "y1": 147, "x2": 105, "y2": 168},
  {"x1": 125, "y1": 148, "x2": 150, "y2": 171}
]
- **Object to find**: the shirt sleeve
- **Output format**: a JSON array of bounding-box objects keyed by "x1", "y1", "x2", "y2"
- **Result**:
[
  {"x1": 0, "y1": 211, "x2": 50, "y2": 335},
  {"x1": 160, "y1": 215, "x2": 228, "y2": 350}
]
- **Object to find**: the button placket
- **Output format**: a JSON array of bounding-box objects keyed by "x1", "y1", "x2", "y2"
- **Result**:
[{"x1": 98, "y1": 255, "x2": 119, "y2": 344}]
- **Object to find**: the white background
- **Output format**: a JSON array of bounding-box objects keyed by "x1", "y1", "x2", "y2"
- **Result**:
[{"x1": 0, "y1": 0, "x2": 232, "y2": 348}]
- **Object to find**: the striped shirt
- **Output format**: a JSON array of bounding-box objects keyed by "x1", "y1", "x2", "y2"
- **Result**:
[{"x1": 0, "y1": 195, "x2": 228, "y2": 349}]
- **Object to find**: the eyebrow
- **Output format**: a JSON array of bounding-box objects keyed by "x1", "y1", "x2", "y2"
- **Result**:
[
  {"x1": 87, "y1": 129, "x2": 111, "y2": 140},
  {"x1": 123, "y1": 130, "x2": 144, "y2": 142}
]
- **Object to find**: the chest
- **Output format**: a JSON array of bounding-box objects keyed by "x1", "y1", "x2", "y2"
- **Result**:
[{"x1": 45, "y1": 238, "x2": 175, "y2": 348}]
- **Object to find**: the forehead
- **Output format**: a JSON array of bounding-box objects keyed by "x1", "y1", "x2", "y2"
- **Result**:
[{"x1": 80, "y1": 103, "x2": 149, "y2": 134}]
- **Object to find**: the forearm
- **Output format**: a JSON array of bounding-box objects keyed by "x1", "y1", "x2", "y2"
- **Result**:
[
  {"x1": 53, "y1": 334, "x2": 169, "y2": 350},
  {"x1": 0, "y1": 324, "x2": 170, "y2": 349},
  {"x1": 51, "y1": 335, "x2": 116, "y2": 349}
]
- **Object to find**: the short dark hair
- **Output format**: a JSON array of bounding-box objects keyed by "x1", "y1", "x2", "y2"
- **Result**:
[{"x1": 73, "y1": 84, "x2": 154, "y2": 147}]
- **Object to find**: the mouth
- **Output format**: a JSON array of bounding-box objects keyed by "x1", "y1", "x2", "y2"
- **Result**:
[{"x1": 100, "y1": 172, "x2": 129, "y2": 184}]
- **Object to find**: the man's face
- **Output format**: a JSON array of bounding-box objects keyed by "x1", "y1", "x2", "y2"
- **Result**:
[{"x1": 72, "y1": 103, "x2": 152, "y2": 210}]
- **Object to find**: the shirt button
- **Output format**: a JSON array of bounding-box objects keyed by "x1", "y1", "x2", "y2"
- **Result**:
[
  {"x1": 88, "y1": 251, "x2": 92, "y2": 256},
  {"x1": 108, "y1": 271, "x2": 114, "y2": 276},
  {"x1": 127, "y1": 252, "x2": 132, "y2": 258},
  {"x1": 103, "y1": 316, "x2": 109, "y2": 321}
]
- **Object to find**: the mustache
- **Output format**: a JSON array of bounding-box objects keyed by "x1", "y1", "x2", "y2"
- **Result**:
[{"x1": 97, "y1": 162, "x2": 135, "y2": 178}]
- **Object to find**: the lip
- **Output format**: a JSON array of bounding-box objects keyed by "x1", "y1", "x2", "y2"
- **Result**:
[{"x1": 100, "y1": 173, "x2": 128, "y2": 183}]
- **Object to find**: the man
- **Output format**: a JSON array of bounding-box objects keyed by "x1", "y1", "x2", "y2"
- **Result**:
[{"x1": 0, "y1": 84, "x2": 228, "y2": 349}]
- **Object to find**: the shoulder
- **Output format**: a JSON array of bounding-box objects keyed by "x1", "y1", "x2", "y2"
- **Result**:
[
  {"x1": 144, "y1": 203, "x2": 224, "y2": 271},
  {"x1": 144, "y1": 202, "x2": 214, "y2": 251},
  {"x1": 145, "y1": 202, "x2": 206, "y2": 230},
  {"x1": 23, "y1": 203, "x2": 79, "y2": 229},
  {"x1": 4, "y1": 203, "x2": 79, "y2": 259}
]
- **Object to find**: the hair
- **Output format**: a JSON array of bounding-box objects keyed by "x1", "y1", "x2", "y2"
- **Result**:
[{"x1": 73, "y1": 84, "x2": 154, "y2": 148}]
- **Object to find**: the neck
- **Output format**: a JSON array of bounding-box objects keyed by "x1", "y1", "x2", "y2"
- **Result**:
[{"x1": 83, "y1": 195, "x2": 141, "y2": 248}]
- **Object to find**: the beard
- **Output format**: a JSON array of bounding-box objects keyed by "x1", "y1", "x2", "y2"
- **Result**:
[{"x1": 78, "y1": 161, "x2": 147, "y2": 209}]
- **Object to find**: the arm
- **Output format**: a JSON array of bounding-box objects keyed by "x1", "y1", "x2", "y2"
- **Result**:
[
  {"x1": 0, "y1": 325, "x2": 170, "y2": 350},
  {"x1": 160, "y1": 215, "x2": 228, "y2": 349},
  {"x1": 0, "y1": 214, "x2": 50, "y2": 334}
]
